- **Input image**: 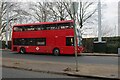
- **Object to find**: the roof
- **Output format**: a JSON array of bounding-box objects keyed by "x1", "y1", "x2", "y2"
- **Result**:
[{"x1": 14, "y1": 20, "x2": 74, "y2": 27}]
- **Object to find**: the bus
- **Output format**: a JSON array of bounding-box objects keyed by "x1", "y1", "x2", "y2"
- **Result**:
[{"x1": 12, "y1": 20, "x2": 83, "y2": 55}]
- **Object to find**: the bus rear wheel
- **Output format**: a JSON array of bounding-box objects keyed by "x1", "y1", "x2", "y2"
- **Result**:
[
  {"x1": 53, "y1": 48, "x2": 60, "y2": 56},
  {"x1": 20, "y1": 47, "x2": 26, "y2": 54}
]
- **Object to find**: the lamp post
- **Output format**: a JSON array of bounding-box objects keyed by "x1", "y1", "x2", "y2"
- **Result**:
[
  {"x1": 5, "y1": 2, "x2": 9, "y2": 49},
  {"x1": 71, "y1": 2, "x2": 79, "y2": 72},
  {"x1": 98, "y1": 0, "x2": 102, "y2": 42}
]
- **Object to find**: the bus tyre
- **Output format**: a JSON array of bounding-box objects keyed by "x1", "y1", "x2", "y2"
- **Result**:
[
  {"x1": 20, "y1": 47, "x2": 26, "y2": 54},
  {"x1": 53, "y1": 48, "x2": 60, "y2": 56}
]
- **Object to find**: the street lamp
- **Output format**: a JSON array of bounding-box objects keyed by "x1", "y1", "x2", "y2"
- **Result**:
[
  {"x1": 98, "y1": 0, "x2": 102, "y2": 42},
  {"x1": 71, "y1": 2, "x2": 79, "y2": 72},
  {"x1": 5, "y1": 2, "x2": 9, "y2": 49}
]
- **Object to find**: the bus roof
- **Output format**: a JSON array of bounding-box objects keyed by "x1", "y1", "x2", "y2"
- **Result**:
[{"x1": 14, "y1": 20, "x2": 74, "y2": 27}]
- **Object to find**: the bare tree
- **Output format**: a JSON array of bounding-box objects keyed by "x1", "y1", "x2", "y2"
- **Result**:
[
  {"x1": 0, "y1": 2, "x2": 18, "y2": 40},
  {"x1": 63, "y1": 2, "x2": 74, "y2": 20},
  {"x1": 47, "y1": 2, "x2": 69, "y2": 21},
  {"x1": 0, "y1": 2, "x2": 31, "y2": 40},
  {"x1": 30, "y1": 2, "x2": 69, "y2": 22},
  {"x1": 63, "y1": 1, "x2": 97, "y2": 29},
  {"x1": 78, "y1": 2, "x2": 97, "y2": 29},
  {"x1": 13, "y1": 9, "x2": 31, "y2": 23},
  {"x1": 29, "y1": 1, "x2": 97, "y2": 26},
  {"x1": 29, "y1": 2, "x2": 51, "y2": 22}
]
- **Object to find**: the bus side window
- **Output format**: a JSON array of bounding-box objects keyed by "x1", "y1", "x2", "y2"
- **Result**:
[
  {"x1": 36, "y1": 38, "x2": 46, "y2": 46},
  {"x1": 34, "y1": 27, "x2": 38, "y2": 31},
  {"x1": 14, "y1": 27, "x2": 18, "y2": 31},
  {"x1": 19, "y1": 28, "x2": 22, "y2": 31},
  {"x1": 22, "y1": 27, "x2": 25, "y2": 31},
  {"x1": 14, "y1": 27, "x2": 23, "y2": 32},
  {"x1": 66, "y1": 37, "x2": 74, "y2": 46}
]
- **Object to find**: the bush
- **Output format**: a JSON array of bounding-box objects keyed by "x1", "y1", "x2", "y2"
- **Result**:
[
  {"x1": 0, "y1": 41, "x2": 11, "y2": 49},
  {"x1": 83, "y1": 36, "x2": 120, "y2": 53}
]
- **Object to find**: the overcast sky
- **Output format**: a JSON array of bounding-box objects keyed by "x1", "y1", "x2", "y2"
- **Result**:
[
  {"x1": 103, "y1": 0, "x2": 118, "y2": 27},
  {"x1": 82, "y1": 0, "x2": 119, "y2": 38},
  {"x1": 2, "y1": 0, "x2": 119, "y2": 38},
  {"x1": 102, "y1": 0, "x2": 118, "y2": 37},
  {"x1": 98, "y1": 0, "x2": 118, "y2": 37}
]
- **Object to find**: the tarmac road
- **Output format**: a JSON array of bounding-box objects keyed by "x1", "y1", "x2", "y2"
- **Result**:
[{"x1": 1, "y1": 50, "x2": 118, "y2": 65}]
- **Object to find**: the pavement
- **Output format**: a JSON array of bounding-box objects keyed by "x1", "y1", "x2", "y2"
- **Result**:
[
  {"x1": 80, "y1": 53, "x2": 118, "y2": 57},
  {"x1": 2, "y1": 57, "x2": 119, "y2": 79}
]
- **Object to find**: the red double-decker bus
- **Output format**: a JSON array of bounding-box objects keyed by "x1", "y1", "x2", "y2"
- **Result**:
[{"x1": 12, "y1": 20, "x2": 83, "y2": 55}]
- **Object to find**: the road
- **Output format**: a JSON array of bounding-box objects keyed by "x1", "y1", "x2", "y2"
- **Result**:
[{"x1": 1, "y1": 50, "x2": 118, "y2": 65}]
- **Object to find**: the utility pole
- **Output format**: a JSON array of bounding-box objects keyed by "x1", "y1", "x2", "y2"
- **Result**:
[
  {"x1": 118, "y1": 2, "x2": 120, "y2": 58},
  {"x1": 71, "y1": 2, "x2": 79, "y2": 72},
  {"x1": 94, "y1": 0, "x2": 106, "y2": 53},
  {"x1": 19, "y1": 3, "x2": 22, "y2": 24},
  {"x1": 98, "y1": 0, "x2": 102, "y2": 42},
  {"x1": 6, "y1": 2, "x2": 9, "y2": 49}
]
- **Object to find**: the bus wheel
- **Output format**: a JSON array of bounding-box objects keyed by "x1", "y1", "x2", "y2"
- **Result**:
[
  {"x1": 20, "y1": 47, "x2": 26, "y2": 54},
  {"x1": 53, "y1": 48, "x2": 60, "y2": 56}
]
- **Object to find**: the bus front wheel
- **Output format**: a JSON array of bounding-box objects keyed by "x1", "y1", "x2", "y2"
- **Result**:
[
  {"x1": 20, "y1": 47, "x2": 26, "y2": 54},
  {"x1": 53, "y1": 48, "x2": 60, "y2": 56}
]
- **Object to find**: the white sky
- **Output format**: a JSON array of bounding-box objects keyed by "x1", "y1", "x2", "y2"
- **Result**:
[
  {"x1": 2, "y1": 0, "x2": 119, "y2": 2},
  {"x1": 103, "y1": 1, "x2": 118, "y2": 25},
  {"x1": 83, "y1": 0, "x2": 119, "y2": 38},
  {"x1": 100, "y1": 0, "x2": 118, "y2": 37},
  {"x1": 2, "y1": 0, "x2": 119, "y2": 38}
]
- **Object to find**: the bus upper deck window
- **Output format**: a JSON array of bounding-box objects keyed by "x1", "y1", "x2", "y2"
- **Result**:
[
  {"x1": 14, "y1": 27, "x2": 18, "y2": 31},
  {"x1": 14, "y1": 27, "x2": 22, "y2": 31}
]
